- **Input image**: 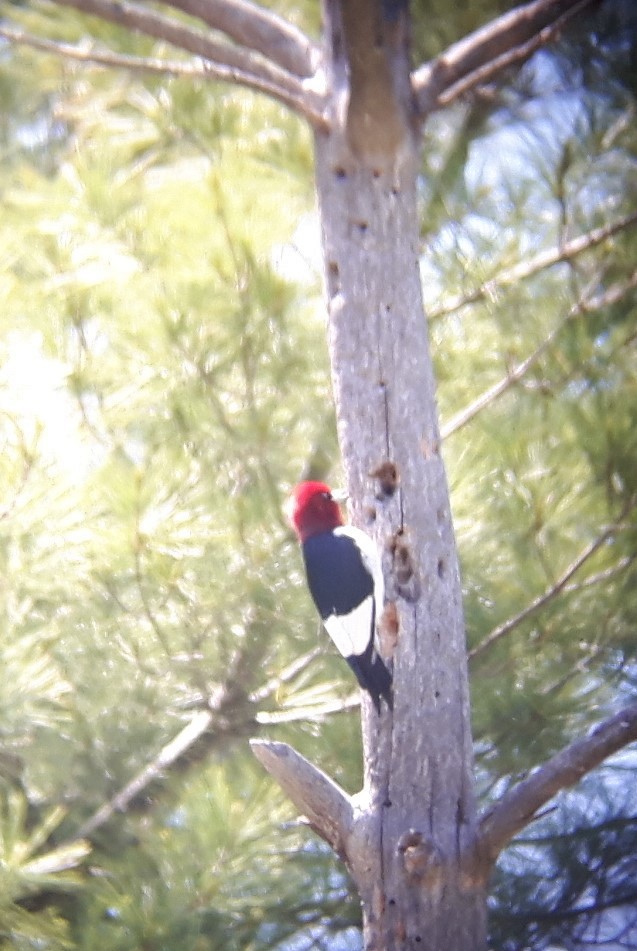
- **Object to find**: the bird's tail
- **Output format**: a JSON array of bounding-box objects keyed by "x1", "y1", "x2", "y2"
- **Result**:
[{"x1": 347, "y1": 644, "x2": 393, "y2": 714}]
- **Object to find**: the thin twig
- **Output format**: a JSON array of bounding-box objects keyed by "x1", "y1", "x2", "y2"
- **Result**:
[
  {"x1": 429, "y1": 211, "x2": 637, "y2": 321},
  {"x1": 49, "y1": 0, "x2": 292, "y2": 86},
  {"x1": 76, "y1": 709, "x2": 214, "y2": 838},
  {"x1": 478, "y1": 699, "x2": 637, "y2": 862},
  {"x1": 562, "y1": 553, "x2": 636, "y2": 595},
  {"x1": 249, "y1": 647, "x2": 323, "y2": 703},
  {"x1": 442, "y1": 269, "x2": 637, "y2": 439},
  {"x1": 469, "y1": 517, "x2": 631, "y2": 661},
  {"x1": 0, "y1": 23, "x2": 327, "y2": 127},
  {"x1": 442, "y1": 316, "x2": 569, "y2": 440},
  {"x1": 256, "y1": 695, "x2": 359, "y2": 723},
  {"x1": 62, "y1": 641, "x2": 257, "y2": 842}
]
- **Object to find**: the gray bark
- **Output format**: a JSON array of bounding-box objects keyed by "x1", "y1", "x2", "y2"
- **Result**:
[
  {"x1": 313, "y1": 105, "x2": 487, "y2": 951},
  {"x1": 304, "y1": 3, "x2": 488, "y2": 947},
  {"x1": 9, "y1": 0, "x2": 629, "y2": 947}
]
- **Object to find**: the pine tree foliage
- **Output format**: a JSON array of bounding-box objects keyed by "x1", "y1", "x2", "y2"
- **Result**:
[
  {"x1": 434, "y1": 44, "x2": 637, "y2": 758},
  {"x1": 426, "y1": 20, "x2": 637, "y2": 941},
  {"x1": 0, "y1": 15, "x2": 354, "y2": 946},
  {"x1": 0, "y1": 788, "x2": 89, "y2": 949},
  {"x1": 489, "y1": 765, "x2": 637, "y2": 949},
  {"x1": 0, "y1": 0, "x2": 636, "y2": 947}
]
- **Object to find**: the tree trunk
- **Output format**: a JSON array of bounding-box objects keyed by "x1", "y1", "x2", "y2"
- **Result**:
[
  {"x1": 7, "y1": 1, "x2": 637, "y2": 947},
  {"x1": 313, "y1": 132, "x2": 487, "y2": 951},
  {"x1": 311, "y1": 5, "x2": 488, "y2": 946}
]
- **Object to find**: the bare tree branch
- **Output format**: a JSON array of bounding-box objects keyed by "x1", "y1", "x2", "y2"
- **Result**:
[
  {"x1": 250, "y1": 739, "x2": 354, "y2": 856},
  {"x1": 0, "y1": 25, "x2": 327, "y2": 127},
  {"x1": 8, "y1": 0, "x2": 605, "y2": 132},
  {"x1": 429, "y1": 210, "x2": 637, "y2": 321},
  {"x1": 160, "y1": 0, "x2": 318, "y2": 77},
  {"x1": 76, "y1": 709, "x2": 214, "y2": 838},
  {"x1": 441, "y1": 269, "x2": 637, "y2": 439},
  {"x1": 562, "y1": 553, "x2": 636, "y2": 595},
  {"x1": 60, "y1": 629, "x2": 269, "y2": 842},
  {"x1": 478, "y1": 700, "x2": 637, "y2": 862},
  {"x1": 52, "y1": 0, "x2": 273, "y2": 74},
  {"x1": 413, "y1": 0, "x2": 599, "y2": 117},
  {"x1": 442, "y1": 312, "x2": 570, "y2": 441},
  {"x1": 469, "y1": 510, "x2": 633, "y2": 661},
  {"x1": 36, "y1": 0, "x2": 326, "y2": 123}
]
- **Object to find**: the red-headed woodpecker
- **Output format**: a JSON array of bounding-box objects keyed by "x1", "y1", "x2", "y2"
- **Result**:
[{"x1": 288, "y1": 481, "x2": 392, "y2": 713}]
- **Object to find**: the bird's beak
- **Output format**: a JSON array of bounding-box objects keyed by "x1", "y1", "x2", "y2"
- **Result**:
[{"x1": 330, "y1": 488, "x2": 349, "y2": 503}]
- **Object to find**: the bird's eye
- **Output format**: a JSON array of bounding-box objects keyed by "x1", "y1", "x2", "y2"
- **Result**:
[{"x1": 321, "y1": 491, "x2": 332, "y2": 501}]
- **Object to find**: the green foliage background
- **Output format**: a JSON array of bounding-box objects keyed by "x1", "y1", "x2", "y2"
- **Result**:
[{"x1": 0, "y1": 1, "x2": 636, "y2": 948}]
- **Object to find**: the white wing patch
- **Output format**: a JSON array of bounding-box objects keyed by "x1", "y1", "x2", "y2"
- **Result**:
[
  {"x1": 324, "y1": 525, "x2": 384, "y2": 658},
  {"x1": 324, "y1": 596, "x2": 374, "y2": 658},
  {"x1": 333, "y1": 525, "x2": 384, "y2": 608}
]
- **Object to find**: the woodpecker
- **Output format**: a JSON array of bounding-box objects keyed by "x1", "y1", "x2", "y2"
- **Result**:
[{"x1": 288, "y1": 481, "x2": 392, "y2": 713}]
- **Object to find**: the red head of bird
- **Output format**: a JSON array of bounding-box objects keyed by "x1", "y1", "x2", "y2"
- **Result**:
[{"x1": 287, "y1": 481, "x2": 344, "y2": 542}]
